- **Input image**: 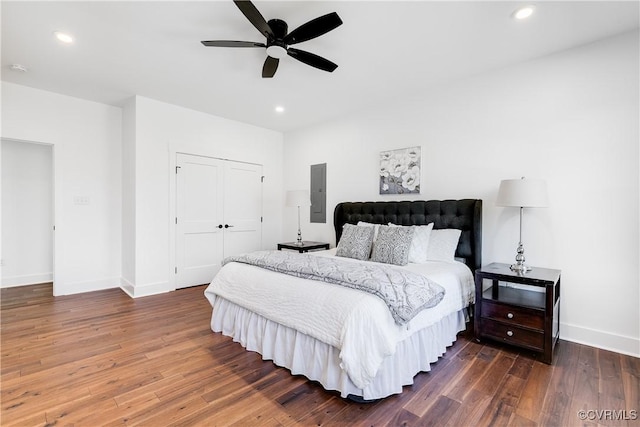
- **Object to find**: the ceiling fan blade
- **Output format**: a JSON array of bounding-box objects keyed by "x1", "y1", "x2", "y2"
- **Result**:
[
  {"x1": 262, "y1": 56, "x2": 279, "y2": 78},
  {"x1": 283, "y1": 12, "x2": 342, "y2": 45},
  {"x1": 287, "y1": 48, "x2": 338, "y2": 72},
  {"x1": 233, "y1": 0, "x2": 274, "y2": 39},
  {"x1": 201, "y1": 40, "x2": 266, "y2": 48}
]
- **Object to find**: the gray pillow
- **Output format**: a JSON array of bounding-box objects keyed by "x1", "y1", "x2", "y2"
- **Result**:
[
  {"x1": 371, "y1": 225, "x2": 415, "y2": 266},
  {"x1": 336, "y1": 224, "x2": 375, "y2": 260}
]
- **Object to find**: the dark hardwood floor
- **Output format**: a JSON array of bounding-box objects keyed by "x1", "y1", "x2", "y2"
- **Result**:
[{"x1": 1, "y1": 283, "x2": 638, "y2": 426}]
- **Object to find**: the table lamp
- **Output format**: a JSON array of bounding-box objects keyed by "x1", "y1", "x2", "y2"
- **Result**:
[
  {"x1": 496, "y1": 177, "x2": 548, "y2": 273},
  {"x1": 285, "y1": 190, "x2": 311, "y2": 246}
]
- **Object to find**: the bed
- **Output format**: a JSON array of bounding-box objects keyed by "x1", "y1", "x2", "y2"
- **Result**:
[{"x1": 204, "y1": 199, "x2": 482, "y2": 400}]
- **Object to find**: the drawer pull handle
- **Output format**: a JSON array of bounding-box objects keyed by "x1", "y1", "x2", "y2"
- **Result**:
[
  {"x1": 506, "y1": 330, "x2": 514, "y2": 337},
  {"x1": 507, "y1": 312, "x2": 514, "y2": 319}
]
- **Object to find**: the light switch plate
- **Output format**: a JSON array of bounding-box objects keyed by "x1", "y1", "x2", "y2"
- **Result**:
[{"x1": 74, "y1": 196, "x2": 90, "y2": 205}]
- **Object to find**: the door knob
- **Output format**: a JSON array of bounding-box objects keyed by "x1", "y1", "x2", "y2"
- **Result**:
[
  {"x1": 218, "y1": 224, "x2": 223, "y2": 229},
  {"x1": 224, "y1": 224, "x2": 234, "y2": 228}
]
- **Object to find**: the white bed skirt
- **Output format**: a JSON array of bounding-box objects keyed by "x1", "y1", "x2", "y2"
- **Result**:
[{"x1": 210, "y1": 297, "x2": 467, "y2": 400}]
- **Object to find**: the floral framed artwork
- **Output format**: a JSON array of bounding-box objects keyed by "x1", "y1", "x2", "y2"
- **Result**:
[{"x1": 379, "y1": 146, "x2": 421, "y2": 194}]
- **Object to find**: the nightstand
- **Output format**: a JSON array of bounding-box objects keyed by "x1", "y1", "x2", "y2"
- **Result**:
[
  {"x1": 474, "y1": 262, "x2": 561, "y2": 364},
  {"x1": 277, "y1": 241, "x2": 330, "y2": 253}
]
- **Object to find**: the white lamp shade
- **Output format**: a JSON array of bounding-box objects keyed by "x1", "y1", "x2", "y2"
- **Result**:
[
  {"x1": 285, "y1": 190, "x2": 311, "y2": 207},
  {"x1": 496, "y1": 178, "x2": 549, "y2": 208}
]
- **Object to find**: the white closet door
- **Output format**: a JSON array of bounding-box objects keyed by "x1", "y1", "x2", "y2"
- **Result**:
[
  {"x1": 176, "y1": 154, "x2": 224, "y2": 288},
  {"x1": 222, "y1": 161, "x2": 263, "y2": 258}
]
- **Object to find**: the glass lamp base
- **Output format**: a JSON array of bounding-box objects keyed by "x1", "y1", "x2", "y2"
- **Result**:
[
  {"x1": 294, "y1": 221, "x2": 304, "y2": 246},
  {"x1": 510, "y1": 263, "x2": 531, "y2": 273},
  {"x1": 511, "y1": 240, "x2": 531, "y2": 273}
]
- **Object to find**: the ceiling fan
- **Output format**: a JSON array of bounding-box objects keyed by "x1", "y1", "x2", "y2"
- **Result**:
[{"x1": 201, "y1": 0, "x2": 343, "y2": 78}]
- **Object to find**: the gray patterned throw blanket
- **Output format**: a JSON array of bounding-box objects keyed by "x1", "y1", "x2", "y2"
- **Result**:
[{"x1": 222, "y1": 250, "x2": 445, "y2": 325}]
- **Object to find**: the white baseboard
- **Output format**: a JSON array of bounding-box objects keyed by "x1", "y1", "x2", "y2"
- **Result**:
[
  {"x1": 119, "y1": 279, "x2": 172, "y2": 298},
  {"x1": 120, "y1": 277, "x2": 135, "y2": 297},
  {"x1": 54, "y1": 277, "x2": 120, "y2": 296},
  {"x1": 1, "y1": 273, "x2": 53, "y2": 288},
  {"x1": 560, "y1": 321, "x2": 640, "y2": 358}
]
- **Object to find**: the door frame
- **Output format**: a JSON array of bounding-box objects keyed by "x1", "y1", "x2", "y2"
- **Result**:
[
  {"x1": 1, "y1": 137, "x2": 57, "y2": 294},
  {"x1": 168, "y1": 148, "x2": 262, "y2": 291}
]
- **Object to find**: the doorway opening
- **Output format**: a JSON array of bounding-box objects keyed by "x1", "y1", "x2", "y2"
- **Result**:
[{"x1": 1, "y1": 139, "x2": 54, "y2": 293}]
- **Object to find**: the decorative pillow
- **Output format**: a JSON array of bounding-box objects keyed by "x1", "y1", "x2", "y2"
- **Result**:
[
  {"x1": 336, "y1": 224, "x2": 375, "y2": 260},
  {"x1": 357, "y1": 221, "x2": 381, "y2": 242},
  {"x1": 426, "y1": 229, "x2": 462, "y2": 262},
  {"x1": 388, "y1": 222, "x2": 434, "y2": 264},
  {"x1": 370, "y1": 225, "x2": 415, "y2": 266}
]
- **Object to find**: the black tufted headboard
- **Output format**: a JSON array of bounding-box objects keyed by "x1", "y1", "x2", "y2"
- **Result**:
[{"x1": 334, "y1": 199, "x2": 482, "y2": 271}]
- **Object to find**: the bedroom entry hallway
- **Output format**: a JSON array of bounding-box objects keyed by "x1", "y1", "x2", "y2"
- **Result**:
[
  {"x1": 175, "y1": 153, "x2": 263, "y2": 288},
  {"x1": 1, "y1": 138, "x2": 54, "y2": 292}
]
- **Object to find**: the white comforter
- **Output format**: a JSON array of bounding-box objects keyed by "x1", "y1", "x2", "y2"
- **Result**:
[{"x1": 204, "y1": 249, "x2": 474, "y2": 390}]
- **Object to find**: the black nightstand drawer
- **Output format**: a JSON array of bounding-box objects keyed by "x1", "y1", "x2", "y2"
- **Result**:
[
  {"x1": 481, "y1": 301, "x2": 544, "y2": 331},
  {"x1": 479, "y1": 318, "x2": 544, "y2": 351}
]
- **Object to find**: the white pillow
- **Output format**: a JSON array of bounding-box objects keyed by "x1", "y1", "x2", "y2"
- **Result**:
[
  {"x1": 357, "y1": 221, "x2": 381, "y2": 242},
  {"x1": 426, "y1": 229, "x2": 462, "y2": 262},
  {"x1": 388, "y1": 222, "x2": 434, "y2": 263}
]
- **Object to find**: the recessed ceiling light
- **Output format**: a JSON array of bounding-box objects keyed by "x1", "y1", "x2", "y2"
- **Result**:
[
  {"x1": 54, "y1": 31, "x2": 74, "y2": 44},
  {"x1": 10, "y1": 64, "x2": 28, "y2": 73},
  {"x1": 275, "y1": 106, "x2": 285, "y2": 113},
  {"x1": 512, "y1": 5, "x2": 536, "y2": 20}
]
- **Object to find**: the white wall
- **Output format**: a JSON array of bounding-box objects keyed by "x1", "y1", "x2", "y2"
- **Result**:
[
  {"x1": 122, "y1": 96, "x2": 283, "y2": 297},
  {"x1": 1, "y1": 82, "x2": 122, "y2": 295},
  {"x1": 1, "y1": 84, "x2": 282, "y2": 298},
  {"x1": 121, "y1": 97, "x2": 136, "y2": 287},
  {"x1": 1, "y1": 139, "x2": 53, "y2": 287},
  {"x1": 283, "y1": 31, "x2": 639, "y2": 357}
]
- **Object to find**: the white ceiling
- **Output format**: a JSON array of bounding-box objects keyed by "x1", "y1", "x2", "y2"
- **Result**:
[{"x1": 2, "y1": 1, "x2": 638, "y2": 132}]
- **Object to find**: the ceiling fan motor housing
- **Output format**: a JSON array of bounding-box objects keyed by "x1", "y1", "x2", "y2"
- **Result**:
[
  {"x1": 201, "y1": 1, "x2": 342, "y2": 77},
  {"x1": 268, "y1": 19, "x2": 288, "y2": 39},
  {"x1": 265, "y1": 19, "x2": 288, "y2": 59}
]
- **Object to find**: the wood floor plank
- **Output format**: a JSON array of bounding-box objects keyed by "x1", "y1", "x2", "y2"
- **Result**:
[
  {"x1": 598, "y1": 350, "x2": 629, "y2": 427},
  {"x1": 403, "y1": 339, "x2": 483, "y2": 417},
  {"x1": 441, "y1": 344, "x2": 495, "y2": 402},
  {"x1": 2, "y1": 283, "x2": 639, "y2": 427},
  {"x1": 508, "y1": 412, "x2": 537, "y2": 426},
  {"x1": 419, "y1": 395, "x2": 460, "y2": 426},
  {"x1": 44, "y1": 391, "x2": 119, "y2": 426},
  {"x1": 621, "y1": 370, "x2": 639, "y2": 423},
  {"x1": 474, "y1": 370, "x2": 526, "y2": 427},
  {"x1": 1, "y1": 409, "x2": 49, "y2": 427},
  {"x1": 567, "y1": 344, "x2": 600, "y2": 427},
  {"x1": 94, "y1": 392, "x2": 160, "y2": 426},
  {"x1": 2, "y1": 383, "x2": 94, "y2": 422},
  {"x1": 327, "y1": 400, "x2": 383, "y2": 426},
  {"x1": 470, "y1": 352, "x2": 517, "y2": 399},
  {"x1": 294, "y1": 396, "x2": 349, "y2": 426},
  {"x1": 540, "y1": 339, "x2": 580, "y2": 426},
  {"x1": 515, "y1": 356, "x2": 554, "y2": 423},
  {"x1": 444, "y1": 388, "x2": 493, "y2": 427},
  {"x1": 124, "y1": 394, "x2": 210, "y2": 426}
]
